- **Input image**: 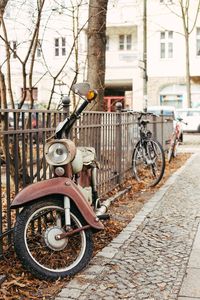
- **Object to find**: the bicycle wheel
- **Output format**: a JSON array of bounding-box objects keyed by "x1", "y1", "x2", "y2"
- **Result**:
[{"x1": 132, "y1": 139, "x2": 165, "y2": 187}]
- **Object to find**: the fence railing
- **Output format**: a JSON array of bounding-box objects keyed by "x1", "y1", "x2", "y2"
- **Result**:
[{"x1": 0, "y1": 107, "x2": 173, "y2": 256}]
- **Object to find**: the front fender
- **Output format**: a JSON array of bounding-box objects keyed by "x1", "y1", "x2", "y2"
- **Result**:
[{"x1": 11, "y1": 177, "x2": 103, "y2": 230}]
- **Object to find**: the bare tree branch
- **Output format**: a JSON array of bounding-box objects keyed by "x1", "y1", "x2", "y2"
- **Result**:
[{"x1": 0, "y1": 0, "x2": 9, "y2": 27}]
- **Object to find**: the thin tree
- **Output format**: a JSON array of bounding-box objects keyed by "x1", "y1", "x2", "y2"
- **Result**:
[
  {"x1": 0, "y1": 0, "x2": 46, "y2": 184},
  {"x1": 0, "y1": 0, "x2": 8, "y2": 27},
  {"x1": 87, "y1": 0, "x2": 108, "y2": 111},
  {"x1": 0, "y1": 0, "x2": 9, "y2": 108}
]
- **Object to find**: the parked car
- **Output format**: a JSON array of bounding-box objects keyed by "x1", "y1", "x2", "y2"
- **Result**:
[
  {"x1": 147, "y1": 105, "x2": 183, "y2": 141},
  {"x1": 177, "y1": 108, "x2": 200, "y2": 132}
]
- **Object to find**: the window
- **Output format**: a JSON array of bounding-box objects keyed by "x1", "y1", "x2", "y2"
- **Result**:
[
  {"x1": 126, "y1": 35, "x2": 132, "y2": 50},
  {"x1": 106, "y1": 35, "x2": 109, "y2": 51},
  {"x1": 160, "y1": 31, "x2": 173, "y2": 59},
  {"x1": 160, "y1": 0, "x2": 173, "y2": 3},
  {"x1": 54, "y1": 37, "x2": 66, "y2": 57},
  {"x1": 11, "y1": 41, "x2": 17, "y2": 59},
  {"x1": 196, "y1": 27, "x2": 200, "y2": 56},
  {"x1": 55, "y1": 38, "x2": 59, "y2": 56},
  {"x1": 36, "y1": 40, "x2": 42, "y2": 58},
  {"x1": 119, "y1": 34, "x2": 132, "y2": 51}
]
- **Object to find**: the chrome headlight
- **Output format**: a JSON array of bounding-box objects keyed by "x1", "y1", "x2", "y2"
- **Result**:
[
  {"x1": 48, "y1": 143, "x2": 68, "y2": 164},
  {"x1": 45, "y1": 139, "x2": 76, "y2": 166}
]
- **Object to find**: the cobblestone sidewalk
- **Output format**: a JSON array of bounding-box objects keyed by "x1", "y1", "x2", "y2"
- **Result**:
[{"x1": 55, "y1": 153, "x2": 200, "y2": 300}]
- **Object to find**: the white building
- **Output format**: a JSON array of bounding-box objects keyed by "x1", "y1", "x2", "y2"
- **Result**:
[
  {"x1": 1, "y1": 0, "x2": 200, "y2": 110},
  {"x1": 147, "y1": 0, "x2": 200, "y2": 109}
]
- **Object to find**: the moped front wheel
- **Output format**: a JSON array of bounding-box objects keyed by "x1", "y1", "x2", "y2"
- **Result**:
[{"x1": 13, "y1": 197, "x2": 93, "y2": 280}]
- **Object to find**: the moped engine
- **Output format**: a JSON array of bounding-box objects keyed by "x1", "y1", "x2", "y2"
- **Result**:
[{"x1": 72, "y1": 147, "x2": 97, "y2": 205}]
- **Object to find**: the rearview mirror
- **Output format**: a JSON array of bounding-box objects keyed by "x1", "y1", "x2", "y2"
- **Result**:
[{"x1": 72, "y1": 83, "x2": 91, "y2": 96}]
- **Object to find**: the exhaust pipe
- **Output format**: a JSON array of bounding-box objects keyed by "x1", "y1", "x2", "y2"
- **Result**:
[
  {"x1": 95, "y1": 185, "x2": 131, "y2": 217},
  {"x1": 95, "y1": 199, "x2": 112, "y2": 216}
]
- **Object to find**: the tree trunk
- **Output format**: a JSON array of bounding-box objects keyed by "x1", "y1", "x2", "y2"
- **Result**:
[
  {"x1": 0, "y1": 69, "x2": 7, "y2": 108},
  {"x1": 87, "y1": 0, "x2": 108, "y2": 111}
]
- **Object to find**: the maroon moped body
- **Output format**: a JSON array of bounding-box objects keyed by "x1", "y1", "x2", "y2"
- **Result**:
[{"x1": 11, "y1": 177, "x2": 103, "y2": 230}]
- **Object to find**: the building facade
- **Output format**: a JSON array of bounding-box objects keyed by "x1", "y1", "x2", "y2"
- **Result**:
[
  {"x1": 1, "y1": 0, "x2": 200, "y2": 110},
  {"x1": 146, "y1": 0, "x2": 200, "y2": 109}
]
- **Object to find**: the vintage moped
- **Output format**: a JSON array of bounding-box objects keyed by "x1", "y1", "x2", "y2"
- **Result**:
[{"x1": 11, "y1": 83, "x2": 107, "y2": 280}]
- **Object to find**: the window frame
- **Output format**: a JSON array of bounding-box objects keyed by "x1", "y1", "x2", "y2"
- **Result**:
[
  {"x1": 36, "y1": 40, "x2": 42, "y2": 58},
  {"x1": 160, "y1": 0, "x2": 173, "y2": 4},
  {"x1": 119, "y1": 34, "x2": 132, "y2": 51},
  {"x1": 54, "y1": 37, "x2": 66, "y2": 57},
  {"x1": 160, "y1": 30, "x2": 173, "y2": 59},
  {"x1": 11, "y1": 41, "x2": 17, "y2": 59}
]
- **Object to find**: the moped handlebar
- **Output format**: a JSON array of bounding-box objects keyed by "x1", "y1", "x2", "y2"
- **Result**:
[{"x1": 55, "y1": 83, "x2": 97, "y2": 138}]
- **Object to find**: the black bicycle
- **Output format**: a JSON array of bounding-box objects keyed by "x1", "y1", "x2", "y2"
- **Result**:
[{"x1": 132, "y1": 112, "x2": 165, "y2": 187}]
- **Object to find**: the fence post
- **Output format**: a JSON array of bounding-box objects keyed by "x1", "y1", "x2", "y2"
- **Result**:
[
  {"x1": 62, "y1": 96, "x2": 70, "y2": 118},
  {"x1": 116, "y1": 102, "x2": 122, "y2": 185},
  {"x1": 62, "y1": 96, "x2": 70, "y2": 138},
  {"x1": 161, "y1": 114, "x2": 164, "y2": 149},
  {"x1": 152, "y1": 116, "x2": 158, "y2": 140}
]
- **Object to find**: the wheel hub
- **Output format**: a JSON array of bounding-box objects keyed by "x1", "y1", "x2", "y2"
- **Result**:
[{"x1": 44, "y1": 226, "x2": 68, "y2": 251}]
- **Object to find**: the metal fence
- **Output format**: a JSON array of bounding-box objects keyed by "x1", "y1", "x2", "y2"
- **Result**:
[{"x1": 0, "y1": 107, "x2": 173, "y2": 256}]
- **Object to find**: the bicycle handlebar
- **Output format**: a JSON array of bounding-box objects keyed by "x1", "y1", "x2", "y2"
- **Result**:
[
  {"x1": 137, "y1": 111, "x2": 159, "y2": 120},
  {"x1": 127, "y1": 110, "x2": 159, "y2": 118},
  {"x1": 175, "y1": 117, "x2": 188, "y2": 125}
]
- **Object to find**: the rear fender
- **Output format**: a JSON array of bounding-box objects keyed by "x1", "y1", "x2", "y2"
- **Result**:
[{"x1": 11, "y1": 177, "x2": 103, "y2": 230}]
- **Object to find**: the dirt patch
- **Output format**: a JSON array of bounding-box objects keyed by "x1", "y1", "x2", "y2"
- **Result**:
[{"x1": 0, "y1": 152, "x2": 191, "y2": 299}]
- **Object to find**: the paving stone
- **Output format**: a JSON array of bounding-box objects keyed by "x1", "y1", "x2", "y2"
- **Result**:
[{"x1": 57, "y1": 288, "x2": 82, "y2": 299}]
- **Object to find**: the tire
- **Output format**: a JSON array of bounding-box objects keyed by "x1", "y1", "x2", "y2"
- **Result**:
[
  {"x1": 132, "y1": 139, "x2": 165, "y2": 187},
  {"x1": 13, "y1": 197, "x2": 93, "y2": 280}
]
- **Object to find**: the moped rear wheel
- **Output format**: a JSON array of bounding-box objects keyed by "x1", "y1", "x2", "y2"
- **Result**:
[{"x1": 14, "y1": 197, "x2": 93, "y2": 280}]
